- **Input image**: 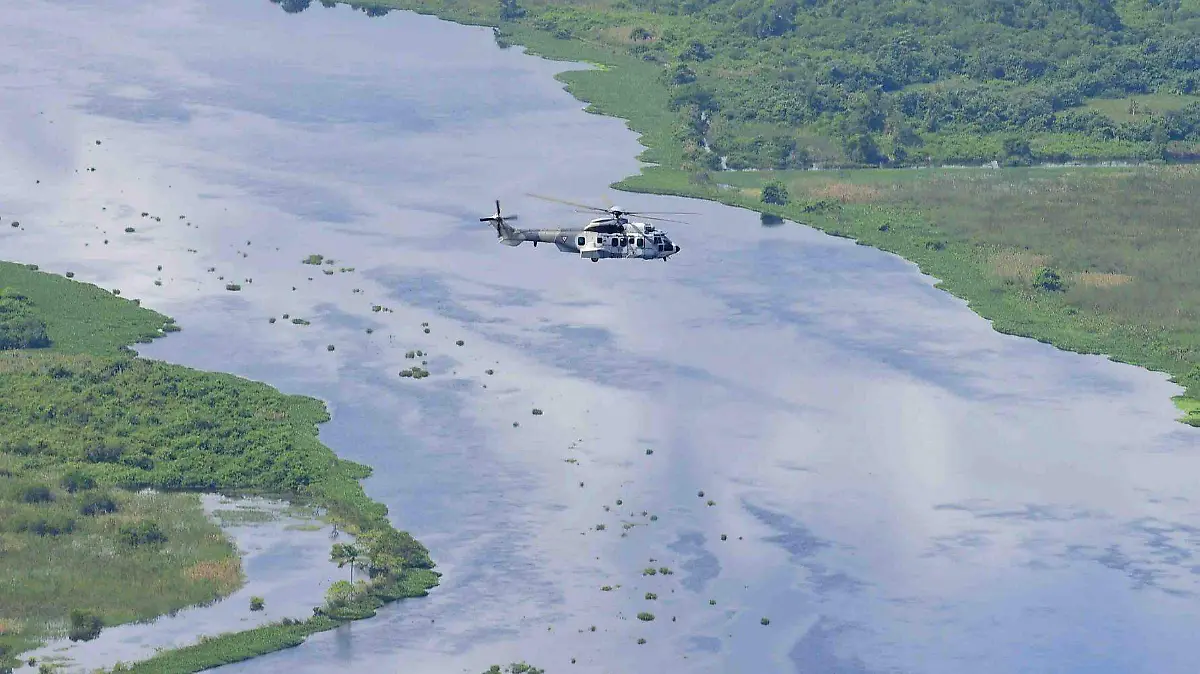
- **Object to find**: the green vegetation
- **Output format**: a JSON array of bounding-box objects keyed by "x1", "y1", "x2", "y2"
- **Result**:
[
  {"x1": 637, "y1": 612, "x2": 654, "y2": 621},
  {"x1": 0, "y1": 262, "x2": 436, "y2": 671},
  {"x1": 480, "y1": 664, "x2": 545, "y2": 674},
  {"x1": 269, "y1": 0, "x2": 1200, "y2": 426}
]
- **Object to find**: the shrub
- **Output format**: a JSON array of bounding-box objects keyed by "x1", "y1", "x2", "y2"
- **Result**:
[
  {"x1": 250, "y1": 596, "x2": 265, "y2": 611},
  {"x1": 17, "y1": 514, "x2": 76, "y2": 537},
  {"x1": 760, "y1": 180, "x2": 789, "y2": 205},
  {"x1": 61, "y1": 470, "x2": 96, "y2": 493},
  {"x1": 22, "y1": 484, "x2": 54, "y2": 503},
  {"x1": 326, "y1": 345, "x2": 335, "y2": 351},
  {"x1": 637, "y1": 612, "x2": 654, "y2": 621},
  {"x1": 456, "y1": 340, "x2": 464, "y2": 346},
  {"x1": 118, "y1": 521, "x2": 167, "y2": 547},
  {"x1": 225, "y1": 284, "x2": 242, "y2": 291},
  {"x1": 68, "y1": 609, "x2": 103, "y2": 642},
  {"x1": 80, "y1": 493, "x2": 118, "y2": 516},
  {"x1": 85, "y1": 442, "x2": 124, "y2": 463},
  {"x1": 761, "y1": 617, "x2": 770, "y2": 625},
  {"x1": 1034, "y1": 267, "x2": 1065, "y2": 292}
]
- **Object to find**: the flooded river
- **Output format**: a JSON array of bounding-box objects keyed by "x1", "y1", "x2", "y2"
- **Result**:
[{"x1": 2, "y1": 1, "x2": 1199, "y2": 673}]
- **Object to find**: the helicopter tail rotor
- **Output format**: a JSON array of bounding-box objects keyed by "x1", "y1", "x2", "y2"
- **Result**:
[{"x1": 480, "y1": 199, "x2": 519, "y2": 238}]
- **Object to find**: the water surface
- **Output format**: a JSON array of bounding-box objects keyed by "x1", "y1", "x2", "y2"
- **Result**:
[{"x1": 2, "y1": 1, "x2": 1199, "y2": 673}]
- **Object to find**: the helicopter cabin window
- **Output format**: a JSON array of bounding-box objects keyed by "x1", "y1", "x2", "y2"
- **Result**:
[
  {"x1": 610, "y1": 237, "x2": 619, "y2": 247},
  {"x1": 576, "y1": 236, "x2": 585, "y2": 246},
  {"x1": 636, "y1": 238, "x2": 644, "y2": 248}
]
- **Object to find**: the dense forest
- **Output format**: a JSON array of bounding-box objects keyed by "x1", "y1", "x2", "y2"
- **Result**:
[
  {"x1": 280, "y1": 0, "x2": 1200, "y2": 168},
  {"x1": 535, "y1": 0, "x2": 1200, "y2": 168}
]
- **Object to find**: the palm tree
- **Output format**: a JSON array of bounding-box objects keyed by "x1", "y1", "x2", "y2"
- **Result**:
[{"x1": 330, "y1": 543, "x2": 361, "y2": 583}]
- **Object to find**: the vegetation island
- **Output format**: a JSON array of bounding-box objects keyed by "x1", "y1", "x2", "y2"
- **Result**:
[
  {"x1": 0, "y1": 261, "x2": 438, "y2": 673},
  {"x1": 276, "y1": 0, "x2": 1200, "y2": 425}
]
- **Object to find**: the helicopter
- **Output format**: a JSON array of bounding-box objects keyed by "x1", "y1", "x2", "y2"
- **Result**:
[{"x1": 478, "y1": 194, "x2": 693, "y2": 262}]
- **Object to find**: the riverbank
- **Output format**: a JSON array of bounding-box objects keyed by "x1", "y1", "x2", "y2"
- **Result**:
[
  {"x1": 333, "y1": 0, "x2": 1200, "y2": 426},
  {"x1": 0, "y1": 261, "x2": 438, "y2": 672}
]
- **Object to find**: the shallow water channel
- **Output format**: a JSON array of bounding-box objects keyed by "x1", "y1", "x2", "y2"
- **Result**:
[
  {"x1": 3, "y1": 1, "x2": 1200, "y2": 673},
  {"x1": 14, "y1": 496, "x2": 340, "y2": 673}
]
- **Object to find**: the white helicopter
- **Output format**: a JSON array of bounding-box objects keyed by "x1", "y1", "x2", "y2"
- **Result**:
[{"x1": 479, "y1": 194, "x2": 693, "y2": 262}]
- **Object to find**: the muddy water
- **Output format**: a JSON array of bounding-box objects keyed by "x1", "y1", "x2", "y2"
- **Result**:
[
  {"x1": 2, "y1": 1, "x2": 1199, "y2": 673},
  {"x1": 14, "y1": 497, "x2": 340, "y2": 674}
]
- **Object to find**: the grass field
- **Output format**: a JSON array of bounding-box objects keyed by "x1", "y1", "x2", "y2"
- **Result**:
[
  {"x1": 0, "y1": 262, "x2": 437, "y2": 672},
  {"x1": 1083, "y1": 94, "x2": 1200, "y2": 125}
]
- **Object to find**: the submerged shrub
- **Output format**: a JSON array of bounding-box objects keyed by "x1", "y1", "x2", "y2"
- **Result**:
[{"x1": 250, "y1": 596, "x2": 265, "y2": 612}]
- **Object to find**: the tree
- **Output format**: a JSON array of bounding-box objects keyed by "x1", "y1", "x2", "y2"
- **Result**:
[
  {"x1": 760, "y1": 180, "x2": 789, "y2": 206},
  {"x1": 1001, "y1": 136, "x2": 1033, "y2": 166},
  {"x1": 330, "y1": 542, "x2": 362, "y2": 583},
  {"x1": 843, "y1": 133, "x2": 882, "y2": 165},
  {"x1": 499, "y1": 0, "x2": 525, "y2": 21},
  {"x1": 1034, "y1": 267, "x2": 1065, "y2": 292}
]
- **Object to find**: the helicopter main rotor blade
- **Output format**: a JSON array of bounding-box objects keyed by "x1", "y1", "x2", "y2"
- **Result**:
[
  {"x1": 526, "y1": 193, "x2": 612, "y2": 214},
  {"x1": 633, "y1": 214, "x2": 690, "y2": 224}
]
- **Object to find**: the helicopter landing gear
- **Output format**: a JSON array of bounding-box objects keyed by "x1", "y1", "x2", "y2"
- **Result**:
[{"x1": 591, "y1": 258, "x2": 598, "y2": 263}]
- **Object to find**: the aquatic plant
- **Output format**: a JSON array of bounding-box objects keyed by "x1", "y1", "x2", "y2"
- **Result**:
[
  {"x1": 456, "y1": 339, "x2": 464, "y2": 346},
  {"x1": 249, "y1": 596, "x2": 265, "y2": 612},
  {"x1": 302, "y1": 254, "x2": 324, "y2": 265},
  {"x1": 327, "y1": 345, "x2": 335, "y2": 352},
  {"x1": 637, "y1": 612, "x2": 654, "y2": 621},
  {"x1": 637, "y1": 638, "x2": 646, "y2": 645},
  {"x1": 761, "y1": 617, "x2": 770, "y2": 625},
  {"x1": 225, "y1": 284, "x2": 242, "y2": 291},
  {"x1": 531, "y1": 408, "x2": 543, "y2": 415}
]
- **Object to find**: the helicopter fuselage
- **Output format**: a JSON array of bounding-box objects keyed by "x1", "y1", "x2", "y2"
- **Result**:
[{"x1": 500, "y1": 217, "x2": 681, "y2": 261}]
